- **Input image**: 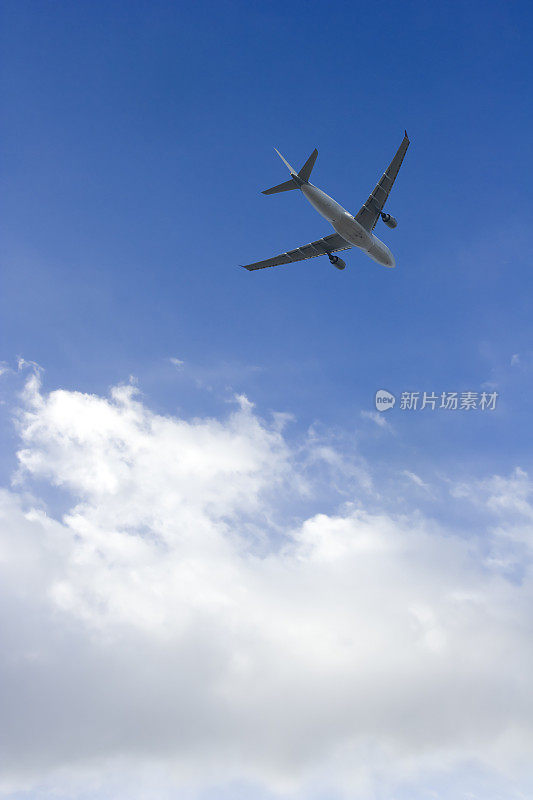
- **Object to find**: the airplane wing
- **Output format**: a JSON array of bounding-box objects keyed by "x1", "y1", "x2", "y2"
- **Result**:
[
  {"x1": 355, "y1": 132, "x2": 410, "y2": 231},
  {"x1": 242, "y1": 233, "x2": 352, "y2": 271}
]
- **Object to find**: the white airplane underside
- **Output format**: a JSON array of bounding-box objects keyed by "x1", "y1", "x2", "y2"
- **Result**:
[{"x1": 242, "y1": 132, "x2": 409, "y2": 272}]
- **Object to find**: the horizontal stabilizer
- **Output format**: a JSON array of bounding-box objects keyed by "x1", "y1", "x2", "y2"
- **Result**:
[
  {"x1": 262, "y1": 179, "x2": 297, "y2": 195},
  {"x1": 262, "y1": 147, "x2": 318, "y2": 194},
  {"x1": 298, "y1": 148, "x2": 318, "y2": 182}
]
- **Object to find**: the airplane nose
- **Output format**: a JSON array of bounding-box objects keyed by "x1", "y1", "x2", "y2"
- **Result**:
[{"x1": 379, "y1": 247, "x2": 395, "y2": 267}]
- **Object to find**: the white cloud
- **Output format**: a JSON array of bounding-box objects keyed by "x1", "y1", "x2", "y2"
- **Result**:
[
  {"x1": 360, "y1": 410, "x2": 393, "y2": 430},
  {"x1": 402, "y1": 470, "x2": 430, "y2": 490},
  {"x1": 1, "y1": 374, "x2": 533, "y2": 799},
  {"x1": 452, "y1": 468, "x2": 533, "y2": 565},
  {"x1": 169, "y1": 357, "x2": 185, "y2": 368},
  {"x1": 17, "y1": 356, "x2": 43, "y2": 373}
]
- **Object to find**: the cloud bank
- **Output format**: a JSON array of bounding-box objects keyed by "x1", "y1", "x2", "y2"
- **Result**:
[{"x1": 1, "y1": 371, "x2": 532, "y2": 799}]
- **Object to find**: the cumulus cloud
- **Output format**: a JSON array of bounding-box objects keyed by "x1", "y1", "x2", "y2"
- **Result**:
[{"x1": 1, "y1": 373, "x2": 533, "y2": 799}]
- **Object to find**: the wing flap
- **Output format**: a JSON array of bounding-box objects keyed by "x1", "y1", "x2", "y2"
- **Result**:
[
  {"x1": 242, "y1": 233, "x2": 351, "y2": 271},
  {"x1": 355, "y1": 132, "x2": 410, "y2": 231}
]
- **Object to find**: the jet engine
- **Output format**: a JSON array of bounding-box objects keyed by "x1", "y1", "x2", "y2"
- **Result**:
[
  {"x1": 328, "y1": 254, "x2": 346, "y2": 270},
  {"x1": 380, "y1": 212, "x2": 398, "y2": 229}
]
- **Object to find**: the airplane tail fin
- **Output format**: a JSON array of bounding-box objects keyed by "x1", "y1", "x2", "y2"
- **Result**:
[{"x1": 261, "y1": 147, "x2": 318, "y2": 195}]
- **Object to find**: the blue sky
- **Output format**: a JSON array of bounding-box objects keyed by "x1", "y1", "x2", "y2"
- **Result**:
[
  {"x1": 2, "y1": 2, "x2": 533, "y2": 798},
  {"x1": 2, "y1": 0, "x2": 532, "y2": 448}
]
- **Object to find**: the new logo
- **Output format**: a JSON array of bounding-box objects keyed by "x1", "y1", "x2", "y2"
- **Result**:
[{"x1": 375, "y1": 389, "x2": 396, "y2": 411}]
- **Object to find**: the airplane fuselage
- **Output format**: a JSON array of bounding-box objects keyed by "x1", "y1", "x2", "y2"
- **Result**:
[{"x1": 300, "y1": 183, "x2": 395, "y2": 268}]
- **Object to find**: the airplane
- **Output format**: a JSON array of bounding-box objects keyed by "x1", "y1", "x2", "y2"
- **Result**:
[{"x1": 241, "y1": 132, "x2": 409, "y2": 272}]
